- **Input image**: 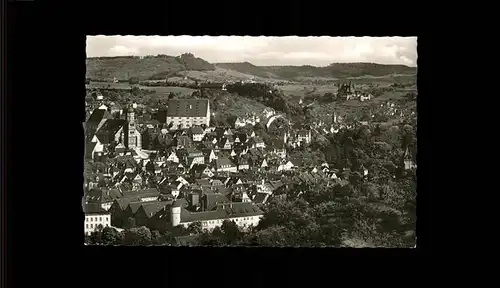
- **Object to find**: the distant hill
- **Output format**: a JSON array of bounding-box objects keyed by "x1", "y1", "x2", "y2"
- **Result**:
[
  {"x1": 216, "y1": 62, "x2": 417, "y2": 80},
  {"x1": 86, "y1": 53, "x2": 417, "y2": 82},
  {"x1": 86, "y1": 53, "x2": 215, "y2": 81}
]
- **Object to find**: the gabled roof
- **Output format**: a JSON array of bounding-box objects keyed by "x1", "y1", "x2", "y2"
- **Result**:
[
  {"x1": 121, "y1": 188, "x2": 160, "y2": 199},
  {"x1": 87, "y1": 108, "x2": 113, "y2": 125},
  {"x1": 139, "y1": 201, "x2": 171, "y2": 218},
  {"x1": 204, "y1": 194, "x2": 230, "y2": 211},
  {"x1": 85, "y1": 142, "x2": 97, "y2": 158},
  {"x1": 83, "y1": 203, "x2": 109, "y2": 215},
  {"x1": 97, "y1": 119, "x2": 126, "y2": 136},
  {"x1": 113, "y1": 196, "x2": 141, "y2": 210},
  {"x1": 253, "y1": 193, "x2": 269, "y2": 204},
  {"x1": 216, "y1": 157, "x2": 235, "y2": 169}
]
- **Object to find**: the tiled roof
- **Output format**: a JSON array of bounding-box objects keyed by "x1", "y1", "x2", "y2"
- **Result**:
[
  {"x1": 140, "y1": 201, "x2": 172, "y2": 218},
  {"x1": 167, "y1": 99, "x2": 209, "y2": 117},
  {"x1": 114, "y1": 197, "x2": 141, "y2": 210},
  {"x1": 253, "y1": 193, "x2": 269, "y2": 204},
  {"x1": 181, "y1": 202, "x2": 263, "y2": 223},
  {"x1": 204, "y1": 193, "x2": 230, "y2": 211},
  {"x1": 83, "y1": 203, "x2": 109, "y2": 215},
  {"x1": 128, "y1": 202, "x2": 143, "y2": 214},
  {"x1": 85, "y1": 142, "x2": 97, "y2": 158},
  {"x1": 87, "y1": 109, "x2": 113, "y2": 125},
  {"x1": 97, "y1": 119, "x2": 125, "y2": 135},
  {"x1": 121, "y1": 188, "x2": 160, "y2": 199}
]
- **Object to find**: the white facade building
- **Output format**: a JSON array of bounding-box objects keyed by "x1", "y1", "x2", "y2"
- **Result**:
[
  {"x1": 171, "y1": 202, "x2": 264, "y2": 232},
  {"x1": 166, "y1": 99, "x2": 210, "y2": 129}
]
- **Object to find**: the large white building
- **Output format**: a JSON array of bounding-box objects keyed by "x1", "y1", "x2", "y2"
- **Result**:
[
  {"x1": 83, "y1": 203, "x2": 111, "y2": 236},
  {"x1": 166, "y1": 99, "x2": 210, "y2": 129},
  {"x1": 171, "y1": 201, "x2": 264, "y2": 231}
]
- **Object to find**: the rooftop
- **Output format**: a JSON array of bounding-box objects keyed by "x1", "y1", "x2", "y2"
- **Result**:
[{"x1": 167, "y1": 99, "x2": 209, "y2": 118}]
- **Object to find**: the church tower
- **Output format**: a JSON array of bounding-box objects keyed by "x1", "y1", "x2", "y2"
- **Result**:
[{"x1": 124, "y1": 105, "x2": 138, "y2": 149}]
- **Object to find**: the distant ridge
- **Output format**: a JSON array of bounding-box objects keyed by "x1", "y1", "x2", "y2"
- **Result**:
[{"x1": 86, "y1": 53, "x2": 417, "y2": 82}]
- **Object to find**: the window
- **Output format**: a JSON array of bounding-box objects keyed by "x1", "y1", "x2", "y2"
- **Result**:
[
  {"x1": 90, "y1": 224, "x2": 93, "y2": 228},
  {"x1": 90, "y1": 217, "x2": 93, "y2": 222},
  {"x1": 86, "y1": 224, "x2": 89, "y2": 228},
  {"x1": 106, "y1": 224, "x2": 109, "y2": 227},
  {"x1": 99, "y1": 217, "x2": 102, "y2": 221},
  {"x1": 85, "y1": 217, "x2": 88, "y2": 222}
]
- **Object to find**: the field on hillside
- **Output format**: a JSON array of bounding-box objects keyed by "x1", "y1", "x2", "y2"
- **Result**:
[
  {"x1": 213, "y1": 94, "x2": 269, "y2": 117},
  {"x1": 280, "y1": 84, "x2": 338, "y2": 98},
  {"x1": 87, "y1": 82, "x2": 196, "y2": 98},
  {"x1": 177, "y1": 67, "x2": 271, "y2": 82}
]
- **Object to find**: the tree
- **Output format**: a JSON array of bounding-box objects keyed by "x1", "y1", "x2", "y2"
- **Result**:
[
  {"x1": 151, "y1": 230, "x2": 163, "y2": 245},
  {"x1": 187, "y1": 221, "x2": 203, "y2": 235},
  {"x1": 221, "y1": 220, "x2": 242, "y2": 244},
  {"x1": 89, "y1": 230, "x2": 102, "y2": 245},
  {"x1": 168, "y1": 92, "x2": 176, "y2": 100},
  {"x1": 226, "y1": 115, "x2": 238, "y2": 128},
  {"x1": 197, "y1": 228, "x2": 225, "y2": 246},
  {"x1": 101, "y1": 226, "x2": 123, "y2": 245},
  {"x1": 124, "y1": 226, "x2": 152, "y2": 246}
]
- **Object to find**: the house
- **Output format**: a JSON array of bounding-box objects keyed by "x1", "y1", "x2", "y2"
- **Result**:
[
  {"x1": 95, "y1": 119, "x2": 126, "y2": 146},
  {"x1": 166, "y1": 99, "x2": 210, "y2": 129},
  {"x1": 190, "y1": 164, "x2": 214, "y2": 179},
  {"x1": 90, "y1": 135, "x2": 105, "y2": 157},
  {"x1": 188, "y1": 126, "x2": 205, "y2": 142},
  {"x1": 108, "y1": 197, "x2": 140, "y2": 227},
  {"x1": 235, "y1": 117, "x2": 247, "y2": 128},
  {"x1": 296, "y1": 129, "x2": 312, "y2": 144},
  {"x1": 85, "y1": 141, "x2": 98, "y2": 160},
  {"x1": 134, "y1": 201, "x2": 171, "y2": 227},
  {"x1": 83, "y1": 188, "x2": 122, "y2": 211},
  {"x1": 277, "y1": 160, "x2": 294, "y2": 172},
  {"x1": 176, "y1": 176, "x2": 190, "y2": 186},
  {"x1": 171, "y1": 201, "x2": 264, "y2": 231},
  {"x1": 249, "y1": 137, "x2": 265, "y2": 149},
  {"x1": 236, "y1": 157, "x2": 250, "y2": 171},
  {"x1": 211, "y1": 179, "x2": 225, "y2": 187},
  {"x1": 260, "y1": 159, "x2": 268, "y2": 169},
  {"x1": 216, "y1": 157, "x2": 237, "y2": 173},
  {"x1": 180, "y1": 148, "x2": 205, "y2": 168},
  {"x1": 166, "y1": 150, "x2": 180, "y2": 163},
  {"x1": 253, "y1": 193, "x2": 269, "y2": 204},
  {"x1": 221, "y1": 136, "x2": 234, "y2": 150},
  {"x1": 175, "y1": 136, "x2": 192, "y2": 149},
  {"x1": 83, "y1": 203, "x2": 111, "y2": 236},
  {"x1": 204, "y1": 149, "x2": 219, "y2": 163},
  {"x1": 201, "y1": 193, "x2": 230, "y2": 211},
  {"x1": 360, "y1": 94, "x2": 372, "y2": 102},
  {"x1": 85, "y1": 108, "x2": 114, "y2": 141}
]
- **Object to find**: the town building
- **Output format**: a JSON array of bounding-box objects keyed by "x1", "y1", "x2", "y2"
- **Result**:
[
  {"x1": 166, "y1": 99, "x2": 210, "y2": 129},
  {"x1": 171, "y1": 201, "x2": 264, "y2": 231},
  {"x1": 83, "y1": 203, "x2": 111, "y2": 236}
]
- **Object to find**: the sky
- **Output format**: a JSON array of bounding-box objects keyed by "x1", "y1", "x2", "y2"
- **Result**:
[{"x1": 87, "y1": 36, "x2": 417, "y2": 67}]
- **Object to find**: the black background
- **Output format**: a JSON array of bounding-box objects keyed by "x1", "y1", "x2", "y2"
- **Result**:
[{"x1": 4, "y1": 1, "x2": 436, "y2": 287}]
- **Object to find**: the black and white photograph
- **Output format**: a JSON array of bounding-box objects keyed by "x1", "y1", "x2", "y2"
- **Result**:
[{"x1": 83, "y1": 36, "x2": 417, "y2": 247}]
